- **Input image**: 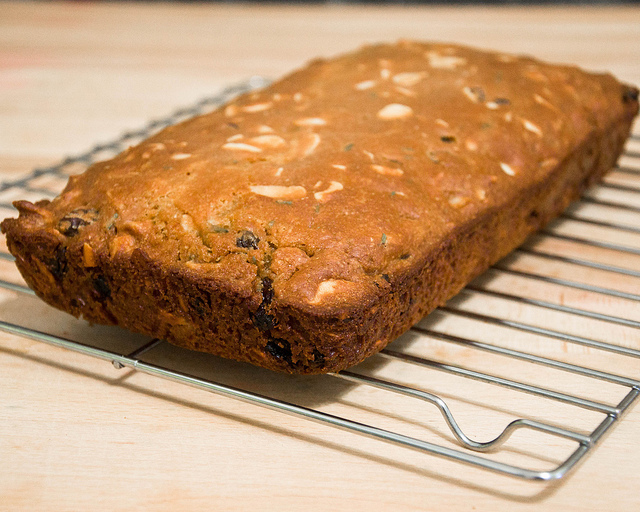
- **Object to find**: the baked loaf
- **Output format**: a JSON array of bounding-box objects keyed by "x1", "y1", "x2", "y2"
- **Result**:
[{"x1": 3, "y1": 42, "x2": 638, "y2": 374}]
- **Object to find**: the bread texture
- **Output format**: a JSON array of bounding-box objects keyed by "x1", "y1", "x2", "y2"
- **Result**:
[{"x1": 2, "y1": 42, "x2": 638, "y2": 374}]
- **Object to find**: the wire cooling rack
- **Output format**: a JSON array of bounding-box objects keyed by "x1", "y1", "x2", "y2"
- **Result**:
[{"x1": 0, "y1": 79, "x2": 639, "y2": 482}]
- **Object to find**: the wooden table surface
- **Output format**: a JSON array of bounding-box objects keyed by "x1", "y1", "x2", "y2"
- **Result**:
[{"x1": 1, "y1": 2, "x2": 639, "y2": 510}]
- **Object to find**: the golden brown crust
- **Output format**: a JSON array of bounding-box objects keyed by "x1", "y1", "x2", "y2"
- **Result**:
[{"x1": 2, "y1": 41, "x2": 638, "y2": 373}]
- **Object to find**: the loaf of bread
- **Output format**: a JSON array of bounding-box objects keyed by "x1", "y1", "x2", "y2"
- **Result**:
[{"x1": 2, "y1": 42, "x2": 638, "y2": 373}]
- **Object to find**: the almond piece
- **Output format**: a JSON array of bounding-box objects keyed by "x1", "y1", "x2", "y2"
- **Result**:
[
  {"x1": 250, "y1": 185, "x2": 307, "y2": 200},
  {"x1": 377, "y1": 103, "x2": 413, "y2": 120}
]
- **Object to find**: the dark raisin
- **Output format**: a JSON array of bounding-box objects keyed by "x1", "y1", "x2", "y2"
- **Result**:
[
  {"x1": 622, "y1": 86, "x2": 639, "y2": 104},
  {"x1": 189, "y1": 296, "x2": 207, "y2": 318},
  {"x1": 236, "y1": 230, "x2": 260, "y2": 249},
  {"x1": 252, "y1": 304, "x2": 274, "y2": 331},
  {"x1": 311, "y1": 349, "x2": 325, "y2": 367},
  {"x1": 440, "y1": 135, "x2": 456, "y2": 143},
  {"x1": 494, "y1": 97, "x2": 511, "y2": 105},
  {"x1": 381, "y1": 273, "x2": 391, "y2": 283},
  {"x1": 47, "y1": 246, "x2": 68, "y2": 281},
  {"x1": 261, "y1": 277, "x2": 274, "y2": 305},
  {"x1": 265, "y1": 338, "x2": 293, "y2": 365},
  {"x1": 58, "y1": 208, "x2": 99, "y2": 237},
  {"x1": 93, "y1": 275, "x2": 111, "y2": 299},
  {"x1": 59, "y1": 217, "x2": 86, "y2": 236},
  {"x1": 399, "y1": 253, "x2": 411, "y2": 260}
]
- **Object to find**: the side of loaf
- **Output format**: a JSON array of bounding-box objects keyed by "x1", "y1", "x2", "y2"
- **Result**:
[{"x1": 2, "y1": 42, "x2": 638, "y2": 374}]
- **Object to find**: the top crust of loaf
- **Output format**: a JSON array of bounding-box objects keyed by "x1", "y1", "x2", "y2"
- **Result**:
[{"x1": 2, "y1": 41, "x2": 638, "y2": 373}]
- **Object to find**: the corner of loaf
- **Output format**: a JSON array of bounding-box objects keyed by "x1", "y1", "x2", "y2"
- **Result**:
[{"x1": 2, "y1": 41, "x2": 638, "y2": 374}]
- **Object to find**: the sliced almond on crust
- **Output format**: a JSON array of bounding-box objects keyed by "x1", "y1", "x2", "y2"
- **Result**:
[
  {"x1": 371, "y1": 164, "x2": 404, "y2": 176},
  {"x1": 377, "y1": 103, "x2": 413, "y2": 120},
  {"x1": 250, "y1": 185, "x2": 307, "y2": 200},
  {"x1": 314, "y1": 181, "x2": 344, "y2": 202},
  {"x1": 222, "y1": 142, "x2": 262, "y2": 153},
  {"x1": 250, "y1": 135, "x2": 287, "y2": 148},
  {"x1": 392, "y1": 72, "x2": 425, "y2": 87}
]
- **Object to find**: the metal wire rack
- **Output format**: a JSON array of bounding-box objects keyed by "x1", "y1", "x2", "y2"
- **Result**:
[{"x1": 0, "y1": 79, "x2": 639, "y2": 482}]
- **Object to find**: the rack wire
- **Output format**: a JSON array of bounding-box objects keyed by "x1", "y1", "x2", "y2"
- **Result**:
[{"x1": 0, "y1": 79, "x2": 639, "y2": 482}]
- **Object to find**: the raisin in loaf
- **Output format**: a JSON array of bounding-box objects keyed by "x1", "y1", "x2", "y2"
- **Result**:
[{"x1": 2, "y1": 42, "x2": 638, "y2": 374}]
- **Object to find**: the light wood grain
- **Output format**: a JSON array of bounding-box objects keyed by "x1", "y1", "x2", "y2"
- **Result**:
[{"x1": 1, "y1": 2, "x2": 639, "y2": 511}]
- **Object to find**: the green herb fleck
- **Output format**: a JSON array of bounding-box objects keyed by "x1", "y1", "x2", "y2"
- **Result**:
[
  {"x1": 440, "y1": 135, "x2": 456, "y2": 143},
  {"x1": 481, "y1": 122, "x2": 492, "y2": 130},
  {"x1": 276, "y1": 200, "x2": 293, "y2": 205},
  {"x1": 427, "y1": 151, "x2": 440, "y2": 163},
  {"x1": 468, "y1": 86, "x2": 486, "y2": 102},
  {"x1": 106, "y1": 212, "x2": 119, "y2": 230},
  {"x1": 210, "y1": 224, "x2": 229, "y2": 234},
  {"x1": 314, "y1": 204, "x2": 321, "y2": 213},
  {"x1": 344, "y1": 143, "x2": 354, "y2": 152},
  {"x1": 390, "y1": 191, "x2": 396, "y2": 197},
  {"x1": 381, "y1": 233, "x2": 387, "y2": 246}
]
